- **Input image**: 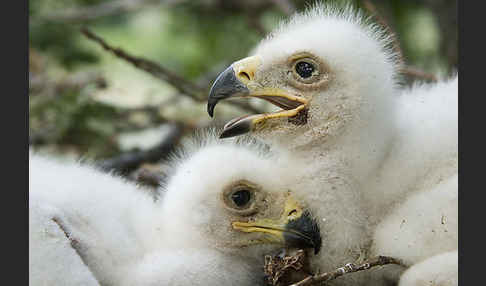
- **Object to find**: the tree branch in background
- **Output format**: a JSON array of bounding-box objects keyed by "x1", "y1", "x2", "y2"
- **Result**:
[
  {"x1": 81, "y1": 28, "x2": 202, "y2": 100},
  {"x1": 361, "y1": 0, "x2": 438, "y2": 82},
  {"x1": 400, "y1": 66, "x2": 438, "y2": 82},
  {"x1": 361, "y1": 0, "x2": 404, "y2": 64},
  {"x1": 130, "y1": 164, "x2": 167, "y2": 188},
  {"x1": 98, "y1": 123, "x2": 183, "y2": 174},
  {"x1": 289, "y1": 256, "x2": 405, "y2": 286},
  {"x1": 268, "y1": 0, "x2": 296, "y2": 16},
  {"x1": 80, "y1": 28, "x2": 263, "y2": 114}
]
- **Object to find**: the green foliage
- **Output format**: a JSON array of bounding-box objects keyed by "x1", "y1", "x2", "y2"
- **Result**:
[
  {"x1": 30, "y1": 23, "x2": 100, "y2": 69},
  {"x1": 30, "y1": 90, "x2": 121, "y2": 158}
]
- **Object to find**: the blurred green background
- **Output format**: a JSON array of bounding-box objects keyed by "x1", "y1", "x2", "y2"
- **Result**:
[{"x1": 29, "y1": 0, "x2": 457, "y2": 185}]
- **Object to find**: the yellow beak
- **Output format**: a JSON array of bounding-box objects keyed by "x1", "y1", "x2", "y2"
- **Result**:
[{"x1": 232, "y1": 194, "x2": 322, "y2": 254}]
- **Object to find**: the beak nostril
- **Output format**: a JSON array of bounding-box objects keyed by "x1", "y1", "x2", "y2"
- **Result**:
[
  {"x1": 288, "y1": 209, "x2": 297, "y2": 216},
  {"x1": 238, "y1": 71, "x2": 251, "y2": 82}
]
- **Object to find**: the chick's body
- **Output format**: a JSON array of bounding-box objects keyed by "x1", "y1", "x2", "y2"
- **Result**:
[{"x1": 207, "y1": 4, "x2": 458, "y2": 285}]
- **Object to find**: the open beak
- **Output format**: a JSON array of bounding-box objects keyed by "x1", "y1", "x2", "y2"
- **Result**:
[
  {"x1": 232, "y1": 194, "x2": 322, "y2": 254},
  {"x1": 207, "y1": 56, "x2": 308, "y2": 138}
]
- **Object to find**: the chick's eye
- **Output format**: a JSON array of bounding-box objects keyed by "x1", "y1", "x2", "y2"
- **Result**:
[
  {"x1": 231, "y1": 190, "x2": 251, "y2": 207},
  {"x1": 222, "y1": 181, "x2": 259, "y2": 214},
  {"x1": 295, "y1": 61, "x2": 314, "y2": 78}
]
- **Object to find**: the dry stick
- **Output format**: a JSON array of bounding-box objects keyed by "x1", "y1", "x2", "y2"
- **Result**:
[
  {"x1": 361, "y1": 0, "x2": 404, "y2": 64},
  {"x1": 80, "y1": 28, "x2": 263, "y2": 114},
  {"x1": 289, "y1": 256, "x2": 405, "y2": 286},
  {"x1": 51, "y1": 217, "x2": 102, "y2": 284},
  {"x1": 81, "y1": 28, "x2": 201, "y2": 100},
  {"x1": 268, "y1": 0, "x2": 296, "y2": 16},
  {"x1": 400, "y1": 66, "x2": 438, "y2": 82},
  {"x1": 98, "y1": 123, "x2": 183, "y2": 174},
  {"x1": 361, "y1": 0, "x2": 437, "y2": 82}
]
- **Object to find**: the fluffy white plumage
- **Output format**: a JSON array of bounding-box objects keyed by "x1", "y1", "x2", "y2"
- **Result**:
[
  {"x1": 29, "y1": 135, "x2": 284, "y2": 285},
  {"x1": 155, "y1": 134, "x2": 373, "y2": 286},
  {"x1": 207, "y1": 3, "x2": 458, "y2": 285},
  {"x1": 29, "y1": 131, "x2": 381, "y2": 286},
  {"x1": 29, "y1": 200, "x2": 100, "y2": 286},
  {"x1": 398, "y1": 251, "x2": 458, "y2": 286},
  {"x1": 30, "y1": 152, "x2": 154, "y2": 285}
]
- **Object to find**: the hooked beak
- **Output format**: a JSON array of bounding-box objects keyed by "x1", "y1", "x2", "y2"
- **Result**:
[
  {"x1": 207, "y1": 65, "x2": 250, "y2": 117},
  {"x1": 232, "y1": 194, "x2": 322, "y2": 254},
  {"x1": 207, "y1": 56, "x2": 308, "y2": 138}
]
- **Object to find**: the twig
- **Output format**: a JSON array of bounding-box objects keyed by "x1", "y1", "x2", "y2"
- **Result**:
[
  {"x1": 268, "y1": 0, "x2": 296, "y2": 16},
  {"x1": 289, "y1": 256, "x2": 405, "y2": 286},
  {"x1": 361, "y1": 0, "x2": 404, "y2": 64},
  {"x1": 81, "y1": 28, "x2": 202, "y2": 100},
  {"x1": 51, "y1": 218, "x2": 84, "y2": 266},
  {"x1": 264, "y1": 249, "x2": 307, "y2": 286},
  {"x1": 400, "y1": 66, "x2": 438, "y2": 82},
  {"x1": 80, "y1": 28, "x2": 263, "y2": 114},
  {"x1": 98, "y1": 123, "x2": 183, "y2": 174},
  {"x1": 361, "y1": 0, "x2": 437, "y2": 82},
  {"x1": 51, "y1": 217, "x2": 101, "y2": 284},
  {"x1": 130, "y1": 166, "x2": 167, "y2": 188}
]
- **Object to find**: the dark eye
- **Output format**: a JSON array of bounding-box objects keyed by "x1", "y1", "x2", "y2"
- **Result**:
[
  {"x1": 222, "y1": 181, "x2": 259, "y2": 214},
  {"x1": 231, "y1": 190, "x2": 252, "y2": 207},
  {"x1": 295, "y1": 61, "x2": 315, "y2": 78}
]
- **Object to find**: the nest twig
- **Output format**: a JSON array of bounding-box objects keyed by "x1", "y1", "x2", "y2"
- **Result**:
[
  {"x1": 80, "y1": 28, "x2": 263, "y2": 114},
  {"x1": 289, "y1": 255, "x2": 405, "y2": 286},
  {"x1": 98, "y1": 123, "x2": 183, "y2": 174},
  {"x1": 264, "y1": 250, "x2": 307, "y2": 286}
]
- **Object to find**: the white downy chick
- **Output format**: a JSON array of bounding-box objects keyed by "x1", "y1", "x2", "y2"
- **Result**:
[
  {"x1": 135, "y1": 132, "x2": 378, "y2": 286},
  {"x1": 30, "y1": 150, "x2": 258, "y2": 286},
  {"x1": 398, "y1": 251, "x2": 458, "y2": 286},
  {"x1": 207, "y1": 2, "x2": 457, "y2": 221},
  {"x1": 28, "y1": 135, "x2": 297, "y2": 286},
  {"x1": 370, "y1": 174, "x2": 457, "y2": 286},
  {"x1": 207, "y1": 3, "x2": 458, "y2": 284},
  {"x1": 29, "y1": 131, "x2": 374, "y2": 286}
]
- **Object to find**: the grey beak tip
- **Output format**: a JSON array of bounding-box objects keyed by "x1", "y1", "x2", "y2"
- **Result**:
[
  {"x1": 219, "y1": 118, "x2": 253, "y2": 139},
  {"x1": 207, "y1": 65, "x2": 250, "y2": 118},
  {"x1": 207, "y1": 99, "x2": 216, "y2": 117},
  {"x1": 218, "y1": 132, "x2": 230, "y2": 139},
  {"x1": 219, "y1": 128, "x2": 241, "y2": 139}
]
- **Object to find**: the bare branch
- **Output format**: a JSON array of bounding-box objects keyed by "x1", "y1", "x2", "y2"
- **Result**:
[
  {"x1": 98, "y1": 123, "x2": 183, "y2": 174},
  {"x1": 361, "y1": 0, "x2": 404, "y2": 64},
  {"x1": 264, "y1": 249, "x2": 308, "y2": 286},
  {"x1": 51, "y1": 217, "x2": 81, "y2": 252},
  {"x1": 289, "y1": 256, "x2": 405, "y2": 286},
  {"x1": 130, "y1": 165, "x2": 167, "y2": 188},
  {"x1": 81, "y1": 28, "x2": 202, "y2": 99},
  {"x1": 80, "y1": 28, "x2": 263, "y2": 114},
  {"x1": 400, "y1": 66, "x2": 438, "y2": 82},
  {"x1": 361, "y1": 0, "x2": 438, "y2": 83},
  {"x1": 268, "y1": 0, "x2": 296, "y2": 16}
]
